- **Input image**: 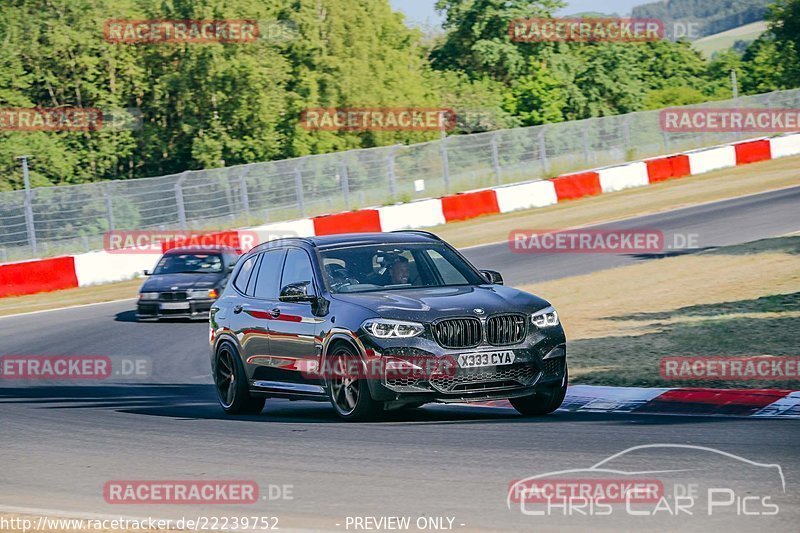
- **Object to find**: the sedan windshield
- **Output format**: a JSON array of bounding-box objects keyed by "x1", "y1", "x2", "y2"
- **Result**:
[
  {"x1": 153, "y1": 253, "x2": 224, "y2": 274},
  {"x1": 320, "y1": 243, "x2": 484, "y2": 293}
]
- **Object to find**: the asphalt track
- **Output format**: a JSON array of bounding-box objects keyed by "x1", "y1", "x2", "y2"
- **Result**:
[
  {"x1": 1, "y1": 186, "x2": 799, "y2": 531},
  {"x1": 461, "y1": 185, "x2": 800, "y2": 284}
]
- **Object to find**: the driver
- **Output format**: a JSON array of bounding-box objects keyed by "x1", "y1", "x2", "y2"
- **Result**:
[{"x1": 387, "y1": 256, "x2": 410, "y2": 285}]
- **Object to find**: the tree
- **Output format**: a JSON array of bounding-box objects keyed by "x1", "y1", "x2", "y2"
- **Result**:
[{"x1": 430, "y1": 0, "x2": 565, "y2": 82}]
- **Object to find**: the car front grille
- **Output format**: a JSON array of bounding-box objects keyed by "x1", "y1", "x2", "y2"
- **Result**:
[
  {"x1": 431, "y1": 318, "x2": 482, "y2": 349},
  {"x1": 160, "y1": 291, "x2": 188, "y2": 301},
  {"x1": 429, "y1": 364, "x2": 538, "y2": 393},
  {"x1": 486, "y1": 314, "x2": 527, "y2": 346}
]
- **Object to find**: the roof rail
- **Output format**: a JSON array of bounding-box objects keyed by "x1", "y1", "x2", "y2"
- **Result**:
[
  {"x1": 251, "y1": 236, "x2": 316, "y2": 252},
  {"x1": 390, "y1": 230, "x2": 443, "y2": 241}
]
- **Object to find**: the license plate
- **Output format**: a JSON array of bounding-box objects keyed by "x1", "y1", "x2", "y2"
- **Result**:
[
  {"x1": 458, "y1": 350, "x2": 515, "y2": 368},
  {"x1": 160, "y1": 302, "x2": 190, "y2": 310}
]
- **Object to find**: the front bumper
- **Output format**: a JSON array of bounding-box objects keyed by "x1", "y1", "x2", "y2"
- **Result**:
[
  {"x1": 136, "y1": 300, "x2": 214, "y2": 320},
  {"x1": 357, "y1": 327, "x2": 567, "y2": 403}
]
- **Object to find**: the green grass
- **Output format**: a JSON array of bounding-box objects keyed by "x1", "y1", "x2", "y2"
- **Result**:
[
  {"x1": 520, "y1": 236, "x2": 800, "y2": 389},
  {"x1": 693, "y1": 21, "x2": 768, "y2": 58}
]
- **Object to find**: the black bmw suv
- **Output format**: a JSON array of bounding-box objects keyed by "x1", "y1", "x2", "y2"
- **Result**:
[{"x1": 209, "y1": 231, "x2": 567, "y2": 421}]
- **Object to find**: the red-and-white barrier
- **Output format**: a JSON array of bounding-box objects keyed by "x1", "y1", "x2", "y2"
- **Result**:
[{"x1": 2, "y1": 133, "x2": 799, "y2": 297}]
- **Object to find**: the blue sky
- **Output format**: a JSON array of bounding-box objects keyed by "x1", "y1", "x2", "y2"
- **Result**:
[{"x1": 388, "y1": 0, "x2": 654, "y2": 26}]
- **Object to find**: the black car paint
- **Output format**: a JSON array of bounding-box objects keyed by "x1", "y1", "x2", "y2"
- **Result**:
[{"x1": 210, "y1": 232, "x2": 567, "y2": 408}]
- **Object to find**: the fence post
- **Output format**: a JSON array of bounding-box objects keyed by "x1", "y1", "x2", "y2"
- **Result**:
[
  {"x1": 104, "y1": 182, "x2": 115, "y2": 231},
  {"x1": 175, "y1": 172, "x2": 188, "y2": 230},
  {"x1": 340, "y1": 157, "x2": 350, "y2": 210},
  {"x1": 538, "y1": 127, "x2": 549, "y2": 175},
  {"x1": 238, "y1": 168, "x2": 251, "y2": 218},
  {"x1": 293, "y1": 164, "x2": 305, "y2": 217},
  {"x1": 623, "y1": 115, "x2": 631, "y2": 155},
  {"x1": 490, "y1": 133, "x2": 502, "y2": 184},
  {"x1": 440, "y1": 132, "x2": 451, "y2": 194},
  {"x1": 582, "y1": 127, "x2": 590, "y2": 164},
  {"x1": 17, "y1": 155, "x2": 38, "y2": 255},
  {"x1": 387, "y1": 145, "x2": 399, "y2": 201}
]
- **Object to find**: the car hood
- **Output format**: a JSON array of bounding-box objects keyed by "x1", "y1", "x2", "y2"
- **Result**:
[
  {"x1": 331, "y1": 285, "x2": 550, "y2": 321},
  {"x1": 140, "y1": 273, "x2": 224, "y2": 292}
]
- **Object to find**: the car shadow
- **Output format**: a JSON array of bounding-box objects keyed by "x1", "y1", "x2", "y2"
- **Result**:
[
  {"x1": 0, "y1": 384, "x2": 766, "y2": 427},
  {"x1": 114, "y1": 310, "x2": 206, "y2": 324}
]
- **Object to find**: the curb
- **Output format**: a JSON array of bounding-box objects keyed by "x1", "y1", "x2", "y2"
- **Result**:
[{"x1": 467, "y1": 385, "x2": 800, "y2": 419}]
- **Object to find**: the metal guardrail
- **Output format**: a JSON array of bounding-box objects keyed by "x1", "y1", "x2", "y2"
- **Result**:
[{"x1": 1, "y1": 89, "x2": 798, "y2": 262}]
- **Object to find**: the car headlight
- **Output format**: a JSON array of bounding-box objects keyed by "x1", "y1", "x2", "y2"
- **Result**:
[
  {"x1": 187, "y1": 289, "x2": 218, "y2": 299},
  {"x1": 531, "y1": 306, "x2": 559, "y2": 328},
  {"x1": 362, "y1": 319, "x2": 424, "y2": 339},
  {"x1": 139, "y1": 292, "x2": 159, "y2": 300}
]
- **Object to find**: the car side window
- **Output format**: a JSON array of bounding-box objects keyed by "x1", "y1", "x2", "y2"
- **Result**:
[
  {"x1": 233, "y1": 255, "x2": 257, "y2": 295},
  {"x1": 253, "y1": 249, "x2": 285, "y2": 300},
  {"x1": 281, "y1": 248, "x2": 315, "y2": 291}
]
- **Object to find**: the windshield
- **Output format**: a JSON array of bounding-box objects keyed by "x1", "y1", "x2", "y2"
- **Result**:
[
  {"x1": 153, "y1": 253, "x2": 224, "y2": 274},
  {"x1": 320, "y1": 243, "x2": 484, "y2": 293}
]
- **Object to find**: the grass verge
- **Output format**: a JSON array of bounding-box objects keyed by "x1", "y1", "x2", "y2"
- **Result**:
[
  {"x1": 518, "y1": 236, "x2": 800, "y2": 389},
  {"x1": 0, "y1": 279, "x2": 140, "y2": 317}
]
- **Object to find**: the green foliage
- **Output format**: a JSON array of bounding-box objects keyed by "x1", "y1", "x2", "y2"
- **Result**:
[{"x1": 0, "y1": 0, "x2": 797, "y2": 193}]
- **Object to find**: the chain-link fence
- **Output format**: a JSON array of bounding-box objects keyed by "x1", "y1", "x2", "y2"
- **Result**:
[{"x1": 2, "y1": 89, "x2": 799, "y2": 262}]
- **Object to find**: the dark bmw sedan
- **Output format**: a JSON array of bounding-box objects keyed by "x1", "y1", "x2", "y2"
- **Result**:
[
  {"x1": 209, "y1": 231, "x2": 567, "y2": 421},
  {"x1": 137, "y1": 246, "x2": 240, "y2": 321}
]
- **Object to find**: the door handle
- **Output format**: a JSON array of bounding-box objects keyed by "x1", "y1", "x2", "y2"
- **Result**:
[
  {"x1": 233, "y1": 305, "x2": 243, "y2": 314},
  {"x1": 270, "y1": 307, "x2": 281, "y2": 318}
]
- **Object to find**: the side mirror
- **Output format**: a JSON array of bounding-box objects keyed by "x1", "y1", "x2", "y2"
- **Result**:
[
  {"x1": 279, "y1": 281, "x2": 316, "y2": 303},
  {"x1": 480, "y1": 270, "x2": 504, "y2": 285},
  {"x1": 143, "y1": 270, "x2": 151, "y2": 276}
]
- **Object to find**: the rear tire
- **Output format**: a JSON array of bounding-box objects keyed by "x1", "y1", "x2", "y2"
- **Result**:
[
  {"x1": 214, "y1": 342, "x2": 265, "y2": 415},
  {"x1": 326, "y1": 344, "x2": 384, "y2": 422},
  {"x1": 510, "y1": 363, "x2": 568, "y2": 416}
]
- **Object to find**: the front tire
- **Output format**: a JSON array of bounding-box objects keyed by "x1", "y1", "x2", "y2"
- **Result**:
[
  {"x1": 326, "y1": 344, "x2": 384, "y2": 422},
  {"x1": 510, "y1": 364, "x2": 568, "y2": 416},
  {"x1": 214, "y1": 342, "x2": 265, "y2": 415}
]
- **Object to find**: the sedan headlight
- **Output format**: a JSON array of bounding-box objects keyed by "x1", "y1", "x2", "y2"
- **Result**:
[
  {"x1": 362, "y1": 319, "x2": 424, "y2": 339},
  {"x1": 139, "y1": 292, "x2": 159, "y2": 300},
  {"x1": 531, "y1": 306, "x2": 559, "y2": 328},
  {"x1": 187, "y1": 289, "x2": 218, "y2": 299}
]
